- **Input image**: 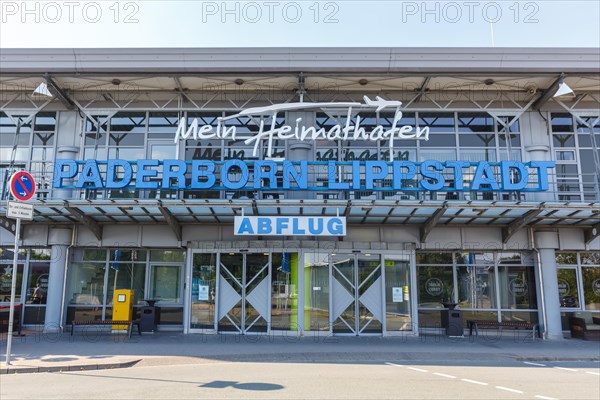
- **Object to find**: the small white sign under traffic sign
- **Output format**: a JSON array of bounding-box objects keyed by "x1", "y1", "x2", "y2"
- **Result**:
[{"x1": 6, "y1": 201, "x2": 34, "y2": 220}]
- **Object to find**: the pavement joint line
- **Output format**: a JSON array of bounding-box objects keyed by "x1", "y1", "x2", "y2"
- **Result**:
[
  {"x1": 585, "y1": 371, "x2": 600, "y2": 376},
  {"x1": 407, "y1": 367, "x2": 428, "y2": 373},
  {"x1": 461, "y1": 378, "x2": 488, "y2": 386},
  {"x1": 496, "y1": 386, "x2": 524, "y2": 394},
  {"x1": 553, "y1": 367, "x2": 578, "y2": 372},
  {"x1": 433, "y1": 372, "x2": 456, "y2": 379},
  {"x1": 384, "y1": 362, "x2": 403, "y2": 367},
  {"x1": 534, "y1": 395, "x2": 558, "y2": 400},
  {"x1": 524, "y1": 361, "x2": 546, "y2": 367}
]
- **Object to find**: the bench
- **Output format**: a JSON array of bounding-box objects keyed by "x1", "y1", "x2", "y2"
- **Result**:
[
  {"x1": 467, "y1": 320, "x2": 540, "y2": 339},
  {"x1": 71, "y1": 320, "x2": 141, "y2": 338},
  {"x1": 569, "y1": 317, "x2": 600, "y2": 341}
]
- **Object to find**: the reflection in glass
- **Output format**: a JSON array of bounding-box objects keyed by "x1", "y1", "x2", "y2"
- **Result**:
[
  {"x1": 500, "y1": 311, "x2": 538, "y2": 324},
  {"x1": 26, "y1": 263, "x2": 50, "y2": 305},
  {"x1": 556, "y1": 252, "x2": 577, "y2": 265},
  {"x1": 582, "y1": 267, "x2": 600, "y2": 311},
  {"x1": 67, "y1": 263, "x2": 105, "y2": 305},
  {"x1": 498, "y1": 266, "x2": 537, "y2": 309},
  {"x1": 385, "y1": 257, "x2": 412, "y2": 331},
  {"x1": 271, "y1": 253, "x2": 299, "y2": 331},
  {"x1": 557, "y1": 268, "x2": 579, "y2": 308},
  {"x1": 417, "y1": 265, "x2": 453, "y2": 307},
  {"x1": 303, "y1": 252, "x2": 330, "y2": 331},
  {"x1": 107, "y1": 263, "x2": 146, "y2": 305},
  {"x1": 191, "y1": 253, "x2": 217, "y2": 329},
  {"x1": 150, "y1": 250, "x2": 184, "y2": 263},
  {"x1": 0, "y1": 264, "x2": 24, "y2": 302},
  {"x1": 417, "y1": 252, "x2": 453, "y2": 265},
  {"x1": 149, "y1": 265, "x2": 181, "y2": 303},
  {"x1": 457, "y1": 265, "x2": 496, "y2": 309},
  {"x1": 551, "y1": 114, "x2": 573, "y2": 132}
]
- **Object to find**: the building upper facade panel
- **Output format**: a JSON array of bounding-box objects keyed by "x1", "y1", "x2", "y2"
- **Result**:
[
  {"x1": 0, "y1": 48, "x2": 598, "y2": 204},
  {"x1": 2, "y1": 48, "x2": 600, "y2": 74}
]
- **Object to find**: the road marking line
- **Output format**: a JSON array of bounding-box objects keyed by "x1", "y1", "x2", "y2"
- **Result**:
[
  {"x1": 585, "y1": 371, "x2": 600, "y2": 376},
  {"x1": 524, "y1": 361, "x2": 546, "y2": 367},
  {"x1": 553, "y1": 367, "x2": 577, "y2": 372},
  {"x1": 534, "y1": 396, "x2": 558, "y2": 400},
  {"x1": 384, "y1": 362, "x2": 403, "y2": 367},
  {"x1": 407, "y1": 367, "x2": 428, "y2": 373},
  {"x1": 461, "y1": 379, "x2": 488, "y2": 386},
  {"x1": 433, "y1": 372, "x2": 456, "y2": 379},
  {"x1": 496, "y1": 386, "x2": 523, "y2": 394}
]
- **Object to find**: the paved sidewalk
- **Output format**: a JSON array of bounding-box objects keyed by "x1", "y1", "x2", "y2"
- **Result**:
[{"x1": 1, "y1": 328, "x2": 599, "y2": 374}]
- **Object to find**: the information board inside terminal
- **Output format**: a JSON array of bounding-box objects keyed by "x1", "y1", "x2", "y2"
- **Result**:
[{"x1": 54, "y1": 159, "x2": 555, "y2": 192}]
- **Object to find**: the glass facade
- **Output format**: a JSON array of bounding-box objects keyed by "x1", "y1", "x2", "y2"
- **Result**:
[
  {"x1": 66, "y1": 249, "x2": 185, "y2": 325},
  {"x1": 315, "y1": 111, "x2": 525, "y2": 201},
  {"x1": 0, "y1": 248, "x2": 50, "y2": 325},
  {"x1": 417, "y1": 251, "x2": 538, "y2": 328},
  {"x1": 3, "y1": 109, "x2": 598, "y2": 203},
  {"x1": 0, "y1": 91, "x2": 597, "y2": 338},
  {"x1": 551, "y1": 113, "x2": 600, "y2": 201},
  {"x1": 556, "y1": 252, "x2": 600, "y2": 330},
  {"x1": 0, "y1": 112, "x2": 57, "y2": 200}
]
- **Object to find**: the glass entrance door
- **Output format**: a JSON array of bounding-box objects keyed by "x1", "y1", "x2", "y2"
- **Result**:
[
  {"x1": 217, "y1": 252, "x2": 270, "y2": 334},
  {"x1": 190, "y1": 253, "x2": 217, "y2": 331},
  {"x1": 330, "y1": 253, "x2": 383, "y2": 335}
]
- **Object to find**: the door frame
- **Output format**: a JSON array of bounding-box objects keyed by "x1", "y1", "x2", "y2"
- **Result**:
[
  {"x1": 185, "y1": 247, "x2": 417, "y2": 336},
  {"x1": 187, "y1": 251, "x2": 219, "y2": 334},
  {"x1": 213, "y1": 251, "x2": 273, "y2": 335},
  {"x1": 329, "y1": 252, "x2": 385, "y2": 336}
]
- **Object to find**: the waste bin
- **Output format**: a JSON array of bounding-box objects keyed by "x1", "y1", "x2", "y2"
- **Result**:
[
  {"x1": 441, "y1": 302, "x2": 464, "y2": 337},
  {"x1": 140, "y1": 299, "x2": 158, "y2": 333}
]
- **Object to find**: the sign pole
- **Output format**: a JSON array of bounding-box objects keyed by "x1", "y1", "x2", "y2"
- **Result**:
[
  {"x1": 5, "y1": 170, "x2": 35, "y2": 366},
  {"x1": 5, "y1": 217, "x2": 21, "y2": 366}
]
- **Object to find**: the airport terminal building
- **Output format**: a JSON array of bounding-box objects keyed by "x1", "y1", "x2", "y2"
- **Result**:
[{"x1": 0, "y1": 48, "x2": 598, "y2": 339}]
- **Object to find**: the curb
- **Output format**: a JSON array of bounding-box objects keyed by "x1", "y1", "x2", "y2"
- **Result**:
[
  {"x1": 0, "y1": 359, "x2": 140, "y2": 375},
  {"x1": 517, "y1": 357, "x2": 600, "y2": 362}
]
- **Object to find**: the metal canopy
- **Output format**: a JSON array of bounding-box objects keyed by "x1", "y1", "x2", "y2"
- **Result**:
[{"x1": 1, "y1": 200, "x2": 598, "y2": 230}]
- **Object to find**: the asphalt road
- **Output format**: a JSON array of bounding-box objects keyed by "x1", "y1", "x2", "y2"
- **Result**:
[{"x1": 2, "y1": 360, "x2": 599, "y2": 400}]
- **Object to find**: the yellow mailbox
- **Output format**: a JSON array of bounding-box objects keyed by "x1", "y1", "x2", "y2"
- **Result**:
[{"x1": 112, "y1": 289, "x2": 134, "y2": 331}]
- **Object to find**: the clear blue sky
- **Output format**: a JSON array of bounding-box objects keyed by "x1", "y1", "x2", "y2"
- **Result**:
[{"x1": 1, "y1": 1, "x2": 599, "y2": 47}]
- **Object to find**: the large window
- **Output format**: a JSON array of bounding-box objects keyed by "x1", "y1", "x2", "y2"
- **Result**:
[
  {"x1": 106, "y1": 250, "x2": 147, "y2": 306},
  {"x1": 0, "y1": 112, "x2": 56, "y2": 200},
  {"x1": 557, "y1": 252, "x2": 600, "y2": 311},
  {"x1": 315, "y1": 111, "x2": 523, "y2": 201},
  {"x1": 0, "y1": 248, "x2": 51, "y2": 325},
  {"x1": 551, "y1": 113, "x2": 600, "y2": 202},
  {"x1": 66, "y1": 249, "x2": 185, "y2": 325},
  {"x1": 417, "y1": 251, "x2": 537, "y2": 329}
]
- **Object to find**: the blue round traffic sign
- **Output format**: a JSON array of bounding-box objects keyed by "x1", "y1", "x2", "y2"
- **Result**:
[{"x1": 10, "y1": 171, "x2": 36, "y2": 201}]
